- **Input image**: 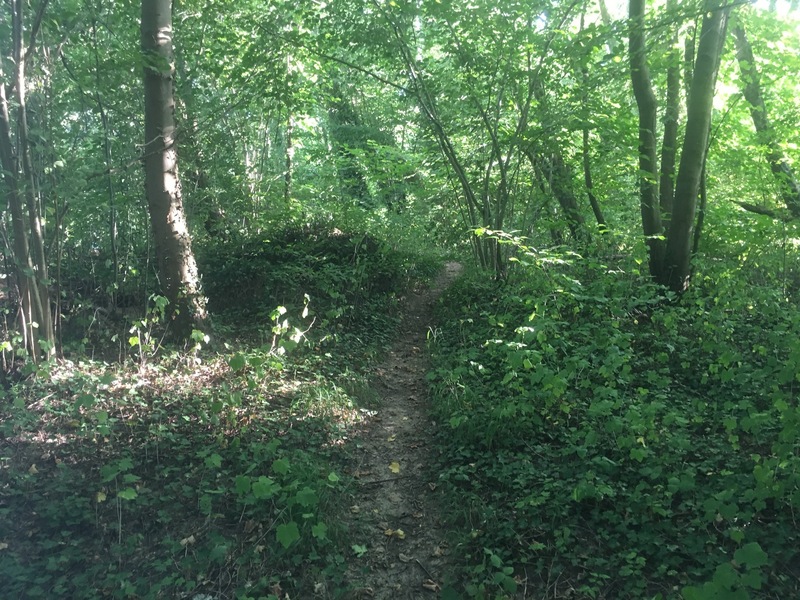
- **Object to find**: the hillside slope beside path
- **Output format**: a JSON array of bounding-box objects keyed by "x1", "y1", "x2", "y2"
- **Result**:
[{"x1": 341, "y1": 261, "x2": 463, "y2": 599}]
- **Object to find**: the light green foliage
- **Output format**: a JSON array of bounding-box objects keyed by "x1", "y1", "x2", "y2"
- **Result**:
[
  {"x1": 712, "y1": 7, "x2": 800, "y2": 213},
  {"x1": 125, "y1": 295, "x2": 170, "y2": 364},
  {"x1": 428, "y1": 231, "x2": 800, "y2": 597}
]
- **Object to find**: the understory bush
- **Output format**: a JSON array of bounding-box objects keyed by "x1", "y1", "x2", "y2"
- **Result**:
[
  {"x1": 0, "y1": 227, "x2": 441, "y2": 599},
  {"x1": 428, "y1": 243, "x2": 800, "y2": 599}
]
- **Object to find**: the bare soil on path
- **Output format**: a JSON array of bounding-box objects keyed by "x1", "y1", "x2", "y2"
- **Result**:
[{"x1": 340, "y1": 262, "x2": 463, "y2": 599}]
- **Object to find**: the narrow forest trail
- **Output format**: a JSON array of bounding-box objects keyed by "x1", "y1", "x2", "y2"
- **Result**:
[{"x1": 339, "y1": 261, "x2": 463, "y2": 599}]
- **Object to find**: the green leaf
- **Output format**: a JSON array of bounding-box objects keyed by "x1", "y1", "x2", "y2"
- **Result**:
[
  {"x1": 199, "y1": 493, "x2": 212, "y2": 515},
  {"x1": 204, "y1": 453, "x2": 223, "y2": 468},
  {"x1": 73, "y1": 393, "x2": 95, "y2": 410},
  {"x1": 117, "y1": 488, "x2": 138, "y2": 500},
  {"x1": 209, "y1": 543, "x2": 228, "y2": 564},
  {"x1": 440, "y1": 587, "x2": 461, "y2": 600},
  {"x1": 734, "y1": 542, "x2": 768, "y2": 569},
  {"x1": 681, "y1": 586, "x2": 703, "y2": 600},
  {"x1": 295, "y1": 486, "x2": 318, "y2": 507},
  {"x1": 228, "y1": 353, "x2": 247, "y2": 371},
  {"x1": 488, "y1": 551, "x2": 503, "y2": 568},
  {"x1": 252, "y1": 476, "x2": 279, "y2": 499},
  {"x1": 311, "y1": 522, "x2": 328, "y2": 540},
  {"x1": 234, "y1": 475, "x2": 251, "y2": 495},
  {"x1": 272, "y1": 458, "x2": 290, "y2": 475},
  {"x1": 276, "y1": 521, "x2": 300, "y2": 549},
  {"x1": 740, "y1": 569, "x2": 764, "y2": 590},
  {"x1": 713, "y1": 563, "x2": 739, "y2": 590},
  {"x1": 352, "y1": 543, "x2": 368, "y2": 557}
]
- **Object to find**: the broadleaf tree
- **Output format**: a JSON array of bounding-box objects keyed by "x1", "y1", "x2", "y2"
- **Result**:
[
  {"x1": 141, "y1": 0, "x2": 206, "y2": 338},
  {"x1": 629, "y1": 0, "x2": 732, "y2": 292},
  {"x1": 0, "y1": 0, "x2": 55, "y2": 359}
]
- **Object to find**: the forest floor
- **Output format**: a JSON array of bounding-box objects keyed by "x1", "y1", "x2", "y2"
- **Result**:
[{"x1": 339, "y1": 261, "x2": 463, "y2": 599}]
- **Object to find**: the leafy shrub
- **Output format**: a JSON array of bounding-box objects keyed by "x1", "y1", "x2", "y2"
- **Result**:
[
  {"x1": 0, "y1": 226, "x2": 440, "y2": 598},
  {"x1": 428, "y1": 245, "x2": 800, "y2": 598}
]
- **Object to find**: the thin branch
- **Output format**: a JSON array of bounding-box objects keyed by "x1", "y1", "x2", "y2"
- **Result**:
[
  {"x1": 24, "y1": 0, "x2": 51, "y2": 66},
  {"x1": 735, "y1": 202, "x2": 792, "y2": 220},
  {"x1": 256, "y1": 25, "x2": 411, "y2": 93}
]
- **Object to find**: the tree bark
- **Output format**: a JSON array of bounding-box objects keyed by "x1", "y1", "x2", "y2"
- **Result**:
[
  {"x1": 285, "y1": 108, "x2": 293, "y2": 204},
  {"x1": 0, "y1": 0, "x2": 55, "y2": 359},
  {"x1": 579, "y1": 8, "x2": 606, "y2": 229},
  {"x1": 543, "y1": 153, "x2": 586, "y2": 240},
  {"x1": 661, "y1": 2, "x2": 730, "y2": 292},
  {"x1": 733, "y1": 23, "x2": 800, "y2": 217},
  {"x1": 92, "y1": 16, "x2": 119, "y2": 295},
  {"x1": 141, "y1": 0, "x2": 206, "y2": 338},
  {"x1": 629, "y1": 0, "x2": 665, "y2": 277},
  {"x1": 582, "y1": 127, "x2": 606, "y2": 228},
  {"x1": 659, "y1": 0, "x2": 681, "y2": 234}
]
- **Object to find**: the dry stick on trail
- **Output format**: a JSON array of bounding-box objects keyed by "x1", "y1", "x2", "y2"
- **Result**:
[{"x1": 340, "y1": 262, "x2": 463, "y2": 599}]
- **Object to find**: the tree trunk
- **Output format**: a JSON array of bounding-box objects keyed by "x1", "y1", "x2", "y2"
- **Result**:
[
  {"x1": 580, "y1": 8, "x2": 606, "y2": 229},
  {"x1": 659, "y1": 0, "x2": 681, "y2": 234},
  {"x1": 692, "y1": 166, "x2": 708, "y2": 254},
  {"x1": 733, "y1": 23, "x2": 800, "y2": 217},
  {"x1": 544, "y1": 153, "x2": 586, "y2": 240},
  {"x1": 661, "y1": 2, "x2": 730, "y2": 292},
  {"x1": 582, "y1": 127, "x2": 606, "y2": 228},
  {"x1": 0, "y1": 0, "x2": 55, "y2": 359},
  {"x1": 141, "y1": 0, "x2": 206, "y2": 339},
  {"x1": 285, "y1": 108, "x2": 293, "y2": 204},
  {"x1": 92, "y1": 16, "x2": 119, "y2": 297},
  {"x1": 0, "y1": 72, "x2": 40, "y2": 357},
  {"x1": 629, "y1": 0, "x2": 665, "y2": 278}
]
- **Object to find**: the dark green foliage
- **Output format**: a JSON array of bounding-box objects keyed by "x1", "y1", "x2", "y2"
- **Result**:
[
  {"x1": 0, "y1": 375, "x2": 347, "y2": 598},
  {"x1": 200, "y1": 224, "x2": 438, "y2": 330},
  {"x1": 0, "y1": 230, "x2": 440, "y2": 598},
  {"x1": 428, "y1": 241, "x2": 800, "y2": 598}
]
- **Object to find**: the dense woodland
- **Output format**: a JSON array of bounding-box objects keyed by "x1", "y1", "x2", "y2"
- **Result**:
[{"x1": 2, "y1": 0, "x2": 800, "y2": 597}]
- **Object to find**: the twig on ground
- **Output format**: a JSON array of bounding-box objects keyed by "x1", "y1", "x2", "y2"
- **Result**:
[{"x1": 415, "y1": 558, "x2": 435, "y2": 581}]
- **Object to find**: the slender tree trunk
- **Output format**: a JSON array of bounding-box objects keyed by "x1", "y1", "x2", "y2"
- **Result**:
[
  {"x1": 659, "y1": 0, "x2": 681, "y2": 234},
  {"x1": 629, "y1": 0, "x2": 665, "y2": 277},
  {"x1": 733, "y1": 23, "x2": 800, "y2": 217},
  {"x1": 0, "y1": 0, "x2": 55, "y2": 359},
  {"x1": 692, "y1": 167, "x2": 707, "y2": 254},
  {"x1": 530, "y1": 78, "x2": 586, "y2": 240},
  {"x1": 141, "y1": 0, "x2": 206, "y2": 338},
  {"x1": 16, "y1": 51, "x2": 55, "y2": 354},
  {"x1": 579, "y1": 7, "x2": 606, "y2": 229},
  {"x1": 661, "y1": 2, "x2": 730, "y2": 292},
  {"x1": 597, "y1": 0, "x2": 612, "y2": 26},
  {"x1": 0, "y1": 71, "x2": 39, "y2": 357},
  {"x1": 531, "y1": 156, "x2": 565, "y2": 244},
  {"x1": 582, "y1": 128, "x2": 606, "y2": 228},
  {"x1": 544, "y1": 153, "x2": 586, "y2": 240},
  {"x1": 92, "y1": 16, "x2": 119, "y2": 295},
  {"x1": 285, "y1": 108, "x2": 293, "y2": 204}
]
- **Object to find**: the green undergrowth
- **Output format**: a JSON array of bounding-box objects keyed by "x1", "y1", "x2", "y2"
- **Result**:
[
  {"x1": 0, "y1": 226, "x2": 441, "y2": 599},
  {"x1": 428, "y1": 240, "x2": 800, "y2": 599}
]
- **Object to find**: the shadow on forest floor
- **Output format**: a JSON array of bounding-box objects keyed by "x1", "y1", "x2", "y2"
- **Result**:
[{"x1": 0, "y1": 258, "x2": 459, "y2": 600}]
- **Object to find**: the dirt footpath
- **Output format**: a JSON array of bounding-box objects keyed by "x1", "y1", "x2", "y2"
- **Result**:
[{"x1": 341, "y1": 262, "x2": 463, "y2": 599}]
